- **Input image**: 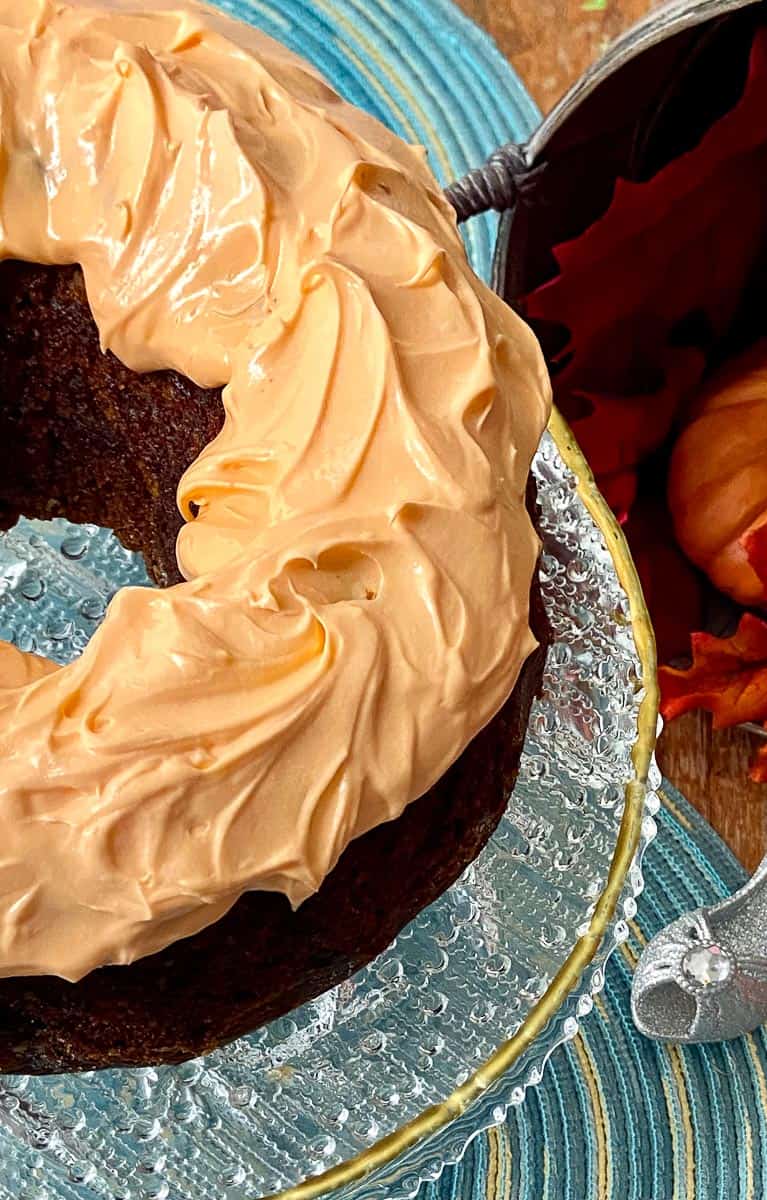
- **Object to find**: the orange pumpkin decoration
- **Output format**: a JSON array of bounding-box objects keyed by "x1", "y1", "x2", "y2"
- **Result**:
[{"x1": 669, "y1": 341, "x2": 767, "y2": 608}]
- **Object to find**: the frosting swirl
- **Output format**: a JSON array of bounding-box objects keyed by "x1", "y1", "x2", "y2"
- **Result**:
[{"x1": 0, "y1": 0, "x2": 550, "y2": 980}]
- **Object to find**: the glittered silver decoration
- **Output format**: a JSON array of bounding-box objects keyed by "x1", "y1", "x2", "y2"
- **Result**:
[
  {"x1": 633, "y1": 857, "x2": 767, "y2": 1043},
  {"x1": 0, "y1": 430, "x2": 657, "y2": 1200}
]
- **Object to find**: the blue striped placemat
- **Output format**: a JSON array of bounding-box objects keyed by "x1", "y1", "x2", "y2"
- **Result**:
[{"x1": 429, "y1": 784, "x2": 767, "y2": 1200}]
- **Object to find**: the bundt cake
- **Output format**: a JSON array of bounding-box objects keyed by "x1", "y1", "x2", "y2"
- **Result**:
[{"x1": 0, "y1": 0, "x2": 550, "y2": 1071}]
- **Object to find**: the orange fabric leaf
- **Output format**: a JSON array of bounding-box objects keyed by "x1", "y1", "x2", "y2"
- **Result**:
[
  {"x1": 659, "y1": 612, "x2": 767, "y2": 728},
  {"x1": 751, "y1": 741, "x2": 767, "y2": 783}
]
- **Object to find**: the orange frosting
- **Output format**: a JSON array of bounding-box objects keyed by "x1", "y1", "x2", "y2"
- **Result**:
[{"x1": 0, "y1": 0, "x2": 550, "y2": 980}]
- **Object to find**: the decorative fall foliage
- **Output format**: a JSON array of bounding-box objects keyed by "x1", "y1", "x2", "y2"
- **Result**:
[
  {"x1": 660, "y1": 344, "x2": 767, "y2": 774},
  {"x1": 669, "y1": 341, "x2": 767, "y2": 608},
  {"x1": 745, "y1": 522, "x2": 767, "y2": 599},
  {"x1": 521, "y1": 26, "x2": 767, "y2": 775},
  {"x1": 622, "y1": 497, "x2": 704, "y2": 663},
  {"x1": 659, "y1": 614, "x2": 767, "y2": 782},
  {"x1": 523, "y1": 27, "x2": 767, "y2": 523}
]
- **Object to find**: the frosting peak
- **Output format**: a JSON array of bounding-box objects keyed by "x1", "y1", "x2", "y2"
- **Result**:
[{"x1": 0, "y1": 1, "x2": 550, "y2": 980}]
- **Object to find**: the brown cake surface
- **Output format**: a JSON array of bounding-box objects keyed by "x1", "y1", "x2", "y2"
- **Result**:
[{"x1": 0, "y1": 261, "x2": 545, "y2": 1073}]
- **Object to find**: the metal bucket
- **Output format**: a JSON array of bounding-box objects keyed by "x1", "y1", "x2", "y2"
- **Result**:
[{"x1": 447, "y1": 0, "x2": 764, "y2": 302}]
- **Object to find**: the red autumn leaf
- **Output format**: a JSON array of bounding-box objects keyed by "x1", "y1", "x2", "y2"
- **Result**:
[
  {"x1": 624, "y1": 496, "x2": 705, "y2": 663},
  {"x1": 522, "y1": 28, "x2": 767, "y2": 510},
  {"x1": 744, "y1": 518, "x2": 767, "y2": 595},
  {"x1": 659, "y1": 612, "x2": 767, "y2": 728},
  {"x1": 568, "y1": 346, "x2": 706, "y2": 519},
  {"x1": 598, "y1": 468, "x2": 637, "y2": 523}
]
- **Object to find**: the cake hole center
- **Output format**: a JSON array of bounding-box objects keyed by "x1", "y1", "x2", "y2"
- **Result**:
[{"x1": 0, "y1": 517, "x2": 153, "y2": 665}]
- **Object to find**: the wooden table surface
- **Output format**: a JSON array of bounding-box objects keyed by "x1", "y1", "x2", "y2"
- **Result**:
[{"x1": 456, "y1": 0, "x2": 767, "y2": 872}]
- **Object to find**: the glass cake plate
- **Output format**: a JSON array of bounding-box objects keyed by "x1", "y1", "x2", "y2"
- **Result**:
[{"x1": 0, "y1": 409, "x2": 659, "y2": 1200}]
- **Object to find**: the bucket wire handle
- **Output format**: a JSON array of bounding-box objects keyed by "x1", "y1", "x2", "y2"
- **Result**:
[{"x1": 444, "y1": 142, "x2": 538, "y2": 223}]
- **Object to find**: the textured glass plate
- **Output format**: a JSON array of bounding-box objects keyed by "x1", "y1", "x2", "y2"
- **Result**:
[{"x1": 0, "y1": 427, "x2": 658, "y2": 1200}]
